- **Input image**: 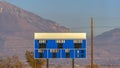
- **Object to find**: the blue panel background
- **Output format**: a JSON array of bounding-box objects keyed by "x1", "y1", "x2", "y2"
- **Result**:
[
  {"x1": 80, "y1": 53, "x2": 85, "y2": 58},
  {"x1": 61, "y1": 50, "x2": 66, "y2": 58},
  {"x1": 43, "y1": 50, "x2": 47, "y2": 58},
  {"x1": 56, "y1": 50, "x2": 61, "y2": 58},
  {"x1": 35, "y1": 39, "x2": 39, "y2": 49},
  {"x1": 47, "y1": 50, "x2": 52, "y2": 58},
  {"x1": 80, "y1": 50, "x2": 85, "y2": 53},
  {"x1": 46, "y1": 40, "x2": 58, "y2": 49},
  {"x1": 82, "y1": 49, "x2": 86, "y2": 58},
  {"x1": 74, "y1": 50, "x2": 80, "y2": 58},
  {"x1": 82, "y1": 40, "x2": 86, "y2": 48},
  {"x1": 70, "y1": 50, "x2": 74, "y2": 58},
  {"x1": 34, "y1": 50, "x2": 39, "y2": 58},
  {"x1": 63, "y1": 40, "x2": 74, "y2": 48}
]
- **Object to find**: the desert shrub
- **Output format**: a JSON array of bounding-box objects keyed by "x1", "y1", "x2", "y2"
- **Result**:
[
  {"x1": 25, "y1": 51, "x2": 46, "y2": 68},
  {"x1": 0, "y1": 56, "x2": 25, "y2": 68},
  {"x1": 86, "y1": 64, "x2": 101, "y2": 68}
]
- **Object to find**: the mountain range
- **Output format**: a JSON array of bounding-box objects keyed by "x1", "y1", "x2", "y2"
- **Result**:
[{"x1": 0, "y1": 1, "x2": 120, "y2": 65}]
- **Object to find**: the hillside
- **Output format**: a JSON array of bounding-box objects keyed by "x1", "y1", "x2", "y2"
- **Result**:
[
  {"x1": 85, "y1": 28, "x2": 120, "y2": 65},
  {"x1": 0, "y1": 2, "x2": 69, "y2": 59}
]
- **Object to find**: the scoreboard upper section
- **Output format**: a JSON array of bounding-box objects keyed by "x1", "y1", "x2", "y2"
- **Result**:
[
  {"x1": 34, "y1": 33, "x2": 86, "y2": 39},
  {"x1": 34, "y1": 33, "x2": 87, "y2": 59}
]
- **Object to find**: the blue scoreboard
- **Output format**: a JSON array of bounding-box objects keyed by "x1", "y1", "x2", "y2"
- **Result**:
[{"x1": 34, "y1": 33, "x2": 86, "y2": 59}]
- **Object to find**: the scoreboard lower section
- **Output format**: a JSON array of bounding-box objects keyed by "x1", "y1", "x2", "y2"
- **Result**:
[
  {"x1": 35, "y1": 49, "x2": 86, "y2": 58},
  {"x1": 34, "y1": 33, "x2": 87, "y2": 59}
]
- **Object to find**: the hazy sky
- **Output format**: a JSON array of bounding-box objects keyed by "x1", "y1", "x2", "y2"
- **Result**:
[{"x1": 6, "y1": 0, "x2": 120, "y2": 36}]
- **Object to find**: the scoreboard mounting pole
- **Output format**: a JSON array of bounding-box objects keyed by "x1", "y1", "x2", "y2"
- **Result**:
[
  {"x1": 47, "y1": 59, "x2": 49, "y2": 68},
  {"x1": 72, "y1": 59, "x2": 74, "y2": 68},
  {"x1": 91, "y1": 17, "x2": 94, "y2": 68}
]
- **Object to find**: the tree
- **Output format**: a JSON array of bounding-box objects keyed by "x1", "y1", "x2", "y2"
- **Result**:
[{"x1": 25, "y1": 51, "x2": 46, "y2": 68}]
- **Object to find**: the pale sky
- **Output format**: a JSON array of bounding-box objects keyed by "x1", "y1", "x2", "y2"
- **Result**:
[{"x1": 6, "y1": 0, "x2": 120, "y2": 36}]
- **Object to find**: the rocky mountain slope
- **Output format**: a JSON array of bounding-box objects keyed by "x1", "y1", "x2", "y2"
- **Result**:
[{"x1": 0, "y1": 2, "x2": 69, "y2": 59}]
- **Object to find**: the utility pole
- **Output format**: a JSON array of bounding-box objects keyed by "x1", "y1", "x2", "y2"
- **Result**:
[{"x1": 91, "y1": 17, "x2": 94, "y2": 68}]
